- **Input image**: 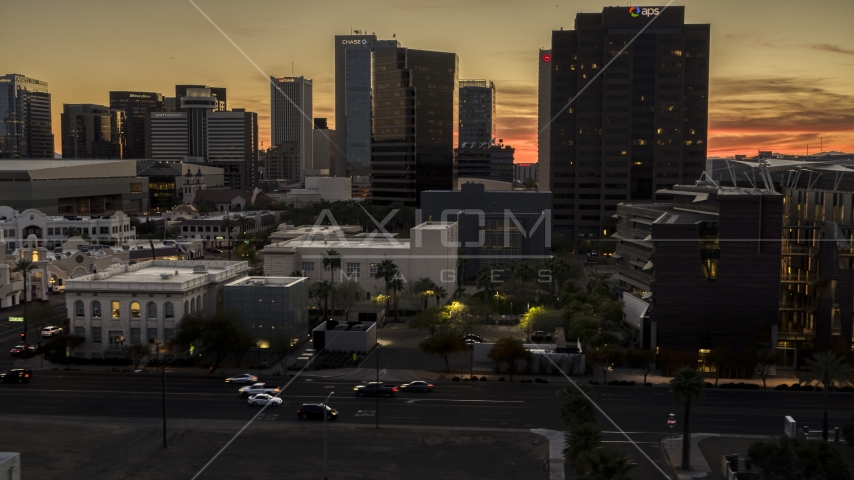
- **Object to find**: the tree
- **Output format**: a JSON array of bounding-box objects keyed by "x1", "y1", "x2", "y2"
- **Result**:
[
  {"x1": 11, "y1": 258, "x2": 35, "y2": 303},
  {"x1": 558, "y1": 384, "x2": 597, "y2": 430},
  {"x1": 124, "y1": 344, "x2": 150, "y2": 370},
  {"x1": 196, "y1": 200, "x2": 217, "y2": 213},
  {"x1": 413, "y1": 277, "x2": 437, "y2": 310},
  {"x1": 563, "y1": 424, "x2": 601, "y2": 475},
  {"x1": 475, "y1": 263, "x2": 498, "y2": 306},
  {"x1": 409, "y1": 306, "x2": 447, "y2": 336},
  {"x1": 748, "y1": 436, "x2": 852, "y2": 480},
  {"x1": 389, "y1": 277, "x2": 404, "y2": 322},
  {"x1": 669, "y1": 367, "x2": 705, "y2": 471},
  {"x1": 433, "y1": 286, "x2": 448, "y2": 307},
  {"x1": 575, "y1": 447, "x2": 636, "y2": 480},
  {"x1": 519, "y1": 306, "x2": 563, "y2": 336},
  {"x1": 744, "y1": 348, "x2": 776, "y2": 389},
  {"x1": 309, "y1": 280, "x2": 332, "y2": 320},
  {"x1": 708, "y1": 345, "x2": 735, "y2": 387},
  {"x1": 375, "y1": 259, "x2": 399, "y2": 322},
  {"x1": 625, "y1": 349, "x2": 656, "y2": 385},
  {"x1": 269, "y1": 333, "x2": 295, "y2": 374},
  {"x1": 419, "y1": 333, "x2": 469, "y2": 372},
  {"x1": 586, "y1": 345, "x2": 624, "y2": 385},
  {"x1": 171, "y1": 310, "x2": 254, "y2": 373},
  {"x1": 456, "y1": 246, "x2": 469, "y2": 288},
  {"x1": 41, "y1": 334, "x2": 85, "y2": 365},
  {"x1": 487, "y1": 337, "x2": 532, "y2": 380},
  {"x1": 842, "y1": 413, "x2": 854, "y2": 448},
  {"x1": 334, "y1": 280, "x2": 365, "y2": 322},
  {"x1": 801, "y1": 351, "x2": 852, "y2": 441},
  {"x1": 322, "y1": 249, "x2": 342, "y2": 317},
  {"x1": 289, "y1": 269, "x2": 304, "y2": 277}
]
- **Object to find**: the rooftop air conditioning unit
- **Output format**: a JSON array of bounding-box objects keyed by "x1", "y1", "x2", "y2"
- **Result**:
[
  {"x1": 193, "y1": 265, "x2": 208, "y2": 274},
  {"x1": 160, "y1": 273, "x2": 172, "y2": 280}
]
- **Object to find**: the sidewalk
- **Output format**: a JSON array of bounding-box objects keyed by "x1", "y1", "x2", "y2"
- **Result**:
[{"x1": 662, "y1": 433, "x2": 776, "y2": 480}]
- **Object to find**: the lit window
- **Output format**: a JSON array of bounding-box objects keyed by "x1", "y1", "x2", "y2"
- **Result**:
[
  {"x1": 111, "y1": 301, "x2": 121, "y2": 318},
  {"x1": 130, "y1": 302, "x2": 140, "y2": 318}
]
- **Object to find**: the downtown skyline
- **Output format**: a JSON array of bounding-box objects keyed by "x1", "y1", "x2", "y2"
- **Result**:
[{"x1": 2, "y1": 0, "x2": 853, "y2": 163}]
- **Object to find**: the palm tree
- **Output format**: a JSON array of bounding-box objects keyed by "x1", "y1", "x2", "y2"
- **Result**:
[
  {"x1": 558, "y1": 384, "x2": 597, "y2": 430},
  {"x1": 11, "y1": 258, "x2": 35, "y2": 303},
  {"x1": 220, "y1": 217, "x2": 234, "y2": 260},
  {"x1": 669, "y1": 367, "x2": 705, "y2": 471},
  {"x1": 434, "y1": 286, "x2": 448, "y2": 307},
  {"x1": 801, "y1": 351, "x2": 853, "y2": 440},
  {"x1": 322, "y1": 249, "x2": 342, "y2": 316},
  {"x1": 390, "y1": 277, "x2": 404, "y2": 322},
  {"x1": 309, "y1": 280, "x2": 333, "y2": 320},
  {"x1": 414, "y1": 277, "x2": 437, "y2": 310},
  {"x1": 375, "y1": 259, "x2": 399, "y2": 322},
  {"x1": 289, "y1": 269, "x2": 305, "y2": 277},
  {"x1": 476, "y1": 263, "x2": 497, "y2": 307},
  {"x1": 563, "y1": 424, "x2": 602, "y2": 475},
  {"x1": 575, "y1": 447, "x2": 636, "y2": 480},
  {"x1": 237, "y1": 215, "x2": 251, "y2": 236}
]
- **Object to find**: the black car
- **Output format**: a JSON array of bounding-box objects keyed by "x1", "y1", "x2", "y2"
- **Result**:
[
  {"x1": 461, "y1": 334, "x2": 485, "y2": 344},
  {"x1": 0, "y1": 369, "x2": 33, "y2": 384},
  {"x1": 297, "y1": 403, "x2": 338, "y2": 420}
]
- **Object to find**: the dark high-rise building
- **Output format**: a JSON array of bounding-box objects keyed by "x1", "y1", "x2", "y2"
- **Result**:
[
  {"x1": 109, "y1": 91, "x2": 164, "y2": 159},
  {"x1": 371, "y1": 47, "x2": 458, "y2": 206},
  {"x1": 458, "y1": 80, "x2": 496, "y2": 147},
  {"x1": 270, "y1": 76, "x2": 312, "y2": 182},
  {"x1": 61, "y1": 104, "x2": 126, "y2": 159},
  {"x1": 549, "y1": 6, "x2": 709, "y2": 241},
  {"x1": 455, "y1": 143, "x2": 514, "y2": 183},
  {"x1": 0, "y1": 74, "x2": 54, "y2": 158},
  {"x1": 334, "y1": 34, "x2": 399, "y2": 176},
  {"x1": 179, "y1": 87, "x2": 218, "y2": 159},
  {"x1": 207, "y1": 109, "x2": 259, "y2": 189}
]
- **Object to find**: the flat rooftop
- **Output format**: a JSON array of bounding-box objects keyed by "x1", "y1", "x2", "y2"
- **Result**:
[
  {"x1": 619, "y1": 203, "x2": 718, "y2": 224},
  {"x1": 225, "y1": 276, "x2": 307, "y2": 288},
  {"x1": 65, "y1": 260, "x2": 249, "y2": 292}
]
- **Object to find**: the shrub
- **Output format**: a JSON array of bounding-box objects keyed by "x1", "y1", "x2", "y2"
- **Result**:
[
  {"x1": 498, "y1": 377, "x2": 505, "y2": 381},
  {"x1": 719, "y1": 382, "x2": 760, "y2": 390},
  {"x1": 774, "y1": 384, "x2": 789, "y2": 390},
  {"x1": 480, "y1": 376, "x2": 487, "y2": 381},
  {"x1": 452, "y1": 376, "x2": 460, "y2": 381}
]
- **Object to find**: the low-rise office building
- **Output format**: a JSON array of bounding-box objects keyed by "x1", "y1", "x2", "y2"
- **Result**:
[
  {"x1": 0, "y1": 160, "x2": 149, "y2": 215},
  {"x1": 167, "y1": 208, "x2": 287, "y2": 243},
  {"x1": 223, "y1": 276, "x2": 310, "y2": 347},
  {"x1": 65, "y1": 260, "x2": 249, "y2": 358},
  {"x1": 613, "y1": 182, "x2": 783, "y2": 369},
  {"x1": 263, "y1": 222, "x2": 458, "y2": 304},
  {"x1": 421, "y1": 182, "x2": 552, "y2": 281}
]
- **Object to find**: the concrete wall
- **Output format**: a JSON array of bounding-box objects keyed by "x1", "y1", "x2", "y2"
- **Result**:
[{"x1": 0, "y1": 452, "x2": 21, "y2": 480}]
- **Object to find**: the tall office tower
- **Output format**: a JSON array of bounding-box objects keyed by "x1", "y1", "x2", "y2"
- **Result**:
[
  {"x1": 270, "y1": 76, "x2": 313, "y2": 183},
  {"x1": 549, "y1": 6, "x2": 709, "y2": 241},
  {"x1": 207, "y1": 108, "x2": 259, "y2": 188},
  {"x1": 61, "y1": 104, "x2": 126, "y2": 159},
  {"x1": 0, "y1": 74, "x2": 54, "y2": 158},
  {"x1": 175, "y1": 85, "x2": 226, "y2": 111},
  {"x1": 179, "y1": 87, "x2": 217, "y2": 159},
  {"x1": 312, "y1": 118, "x2": 334, "y2": 171},
  {"x1": 458, "y1": 80, "x2": 496, "y2": 147},
  {"x1": 145, "y1": 112, "x2": 188, "y2": 160},
  {"x1": 371, "y1": 47, "x2": 458, "y2": 206},
  {"x1": 109, "y1": 91, "x2": 164, "y2": 158},
  {"x1": 334, "y1": 35, "x2": 400, "y2": 176},
  {"x1": 262, "y1": 142, "x2": 300, "y2": 182},
  {"x1": 537, "y1": 50, "x2": 551, "y2": 191}
]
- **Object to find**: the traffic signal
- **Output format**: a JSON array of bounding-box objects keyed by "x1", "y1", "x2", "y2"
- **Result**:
[{"x1": 20, "y1": 332, "x2": 25, "y2": 340}]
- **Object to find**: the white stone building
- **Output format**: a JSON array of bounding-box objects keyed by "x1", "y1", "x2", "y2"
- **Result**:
[
  {"x1": 0, "y1": 206, "x2": 136, "y2": 250},
  {"x1": 263, "y1": 221, "x2": 459, "y2": 302},
  {"x1": 65, "y1": 260, "x2": 249, "y2": 358}
]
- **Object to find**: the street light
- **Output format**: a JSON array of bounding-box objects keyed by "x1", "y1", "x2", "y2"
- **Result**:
[{"x1": 323, "y1": 391, "x2": 335, "y2": 480}]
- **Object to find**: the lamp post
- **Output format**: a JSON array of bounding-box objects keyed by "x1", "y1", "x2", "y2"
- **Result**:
[
  {"x1": 375, "y1": 342, "x2": 380, "y2": 429},
  {"x1": 162, "y1": 364, "x2": 167, "y2": 448},
  {"x1": 323, "y1": 391, "x2": 335, "y2": 480}
]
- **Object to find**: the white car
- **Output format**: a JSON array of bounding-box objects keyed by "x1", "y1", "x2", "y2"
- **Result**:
[
  {"x1": 41, "y1": 326, "x2": 62, "y2": 337},
  {"x1": 247, "y1": 394, "x2": 282, "y2": 406},
  {"x1": 238, "y1": 383, "x2": 281, "y2": 397},
  {"x1": 224, "y1": 373, "x2": 258, "y2": 384}
]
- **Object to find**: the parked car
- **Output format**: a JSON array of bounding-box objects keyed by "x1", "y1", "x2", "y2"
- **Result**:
[
  {"x1": 0, "y1": 369, "x2": 33, "y2": 384},
  {"x1": 461, "y1": 334, "x2": 484, "y2": 343},
  {"x1": 354, "y1": 382, "x2": 397, "y2": 397},
  {"x1": 225, "y1": 373, "x2": 258, "y2": 384},
  {"x1": 297, "y1": 403, "x2": 338, "y2": 420},
  {"x1": 399, "y1": 381, "x2": 434, "y2": 393},
  {"x1": 238, "y1": 383, "x2": 281, "y2": 397},
  {"x1": 531, "y1": 331, "x2": 553, "y2": 342},
  {"x1": 41, "y1": 326, "x2": 62, "y2": 337},
  {"x1": 9, "y1": 345, "x2": 35, "y2": 357},
  {"x1": 247, "y1": 394, "x2": 282, "y2": 406}
]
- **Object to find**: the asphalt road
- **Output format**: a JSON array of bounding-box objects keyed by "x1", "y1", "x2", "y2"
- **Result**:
[{"x1": 0, "y1": 301, "x2": 67, "y2": 369}]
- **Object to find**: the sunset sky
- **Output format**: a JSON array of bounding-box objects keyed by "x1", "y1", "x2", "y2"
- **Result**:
[{"x1": 3, "y1": 0, "x2": 853, "y2": 163}]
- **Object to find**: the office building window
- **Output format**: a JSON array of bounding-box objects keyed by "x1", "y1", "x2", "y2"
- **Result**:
[
  {"x1": 346, "y1": 263, "x2": 360, "y2": 279},
  {"x1": 370, "y1": 263, "x2": 379, "y2": 278},
  {"x1": 130, "y1": 328, "x2": 141, "y2": 344},
  {"x1": 130, "y1": 301, "x2": 141, "y2": 318},
  {"x1": 164, "y1": 302, "x2": 174, "y2": 319},
  {"x1": 164, "y1": 328, "x2": 175, "y2": 343},
  {"x1": 74, "y1": 300, "x2": 84, "y2": 317},
  {"x1": 108, "y1": 330, "x2": 124, "y2": 347},
  {"x1": 301, "y1": 262, "x2": 315, "y2": 272},
  {"x1": 75, "y1": 326, "x2": 85, "y2": 339},
  {"x1": 147, "y1": 302, "x2": 157, "y2": 319},
  {"x1": 91, "y1": 301, "x2": 102, "y2": 318},
  {"x1": 92, "y1": 327, "x2": 102, "y2": 343},
  {"x1": 147, "y1": 328, "x2": 158, "y2": 344},
  {"x1": 111, "y1": 301, "x2": 120, "y2": 318}
]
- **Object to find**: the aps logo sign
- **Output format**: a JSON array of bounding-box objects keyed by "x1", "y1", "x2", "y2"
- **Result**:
[{"x1": 630, "y1": 6, "x2": 660, "y2": 17}]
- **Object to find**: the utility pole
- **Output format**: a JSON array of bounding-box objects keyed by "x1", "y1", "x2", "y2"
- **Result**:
[
  {"x1": 375, "y1": 342, "x2": 380, "y2": 429},
  {"x1": 162, "y1": 365, "x2": 167, "y2": 448}
]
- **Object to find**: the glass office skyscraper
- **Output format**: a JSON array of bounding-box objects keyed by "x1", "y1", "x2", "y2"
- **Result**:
[{"x1": 0, "y1": 74, "x2": 53, "y2": 158}]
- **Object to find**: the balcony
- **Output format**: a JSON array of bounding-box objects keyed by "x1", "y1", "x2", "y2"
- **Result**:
[
  {"x1": 781, "y1": 243, "x2": 818, "y2": 257},
  {"x1": 780, "y1": 272, "x2": 818, "y2": 285}
]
